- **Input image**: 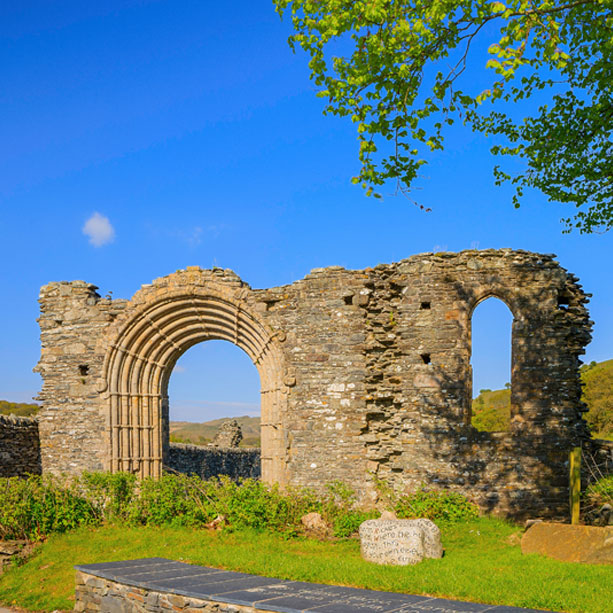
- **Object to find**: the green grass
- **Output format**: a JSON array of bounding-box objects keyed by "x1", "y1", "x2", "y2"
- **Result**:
[{"x1": 1, "y1": 518, "x2": 611, "y2": 613}]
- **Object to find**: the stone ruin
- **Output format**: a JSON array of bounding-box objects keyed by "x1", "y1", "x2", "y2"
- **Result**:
[
  {"x1": 212, "y1": 420, "x2": 243, "y2": 448},
  {"x1": 30, "y1": 249, "x2": 596, "y2": 519}
]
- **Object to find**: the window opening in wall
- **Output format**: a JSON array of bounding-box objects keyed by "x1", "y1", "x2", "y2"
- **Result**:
[
  {"x1": 78, "y1": 365, "x2": 89, "y2": 376},
  {"x1": 557, "y1": 294, "x2": 570, "y2": 310},
  {"x1": 420, "y1": 353, "x2": 431, "y2": 364},
  {"x1": 165, "y1": 340, "x2": 261, "y2": 479},
  {"x1": 420, "y1": 301, "x2": 431, "y2": 310},
  {"x1": 470, "y1": 297, "x2": 513, "y2": 432}
]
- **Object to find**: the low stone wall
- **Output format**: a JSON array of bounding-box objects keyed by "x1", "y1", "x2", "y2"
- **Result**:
[
  {"x1": 75, "y1": 572, "x2": 268, "y2": 613},
  {"x1": 0, "y1": 414, "x2": 41, "y2": 477},
  {"x1": 166, "y1": 443, "x2": 260, "y2": 480}
]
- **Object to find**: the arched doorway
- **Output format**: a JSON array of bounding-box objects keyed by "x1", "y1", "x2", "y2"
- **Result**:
[
  {"x1": 101, "y1": 290, "x2": 287, "y2": 484},
  {"x1": 164, "y1": 339, "x2": 262, "y2": 478}
]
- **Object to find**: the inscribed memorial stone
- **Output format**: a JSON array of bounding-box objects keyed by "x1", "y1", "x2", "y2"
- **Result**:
[{"x1": 359, "y1": 518, "x2": 443, "y2": 565}]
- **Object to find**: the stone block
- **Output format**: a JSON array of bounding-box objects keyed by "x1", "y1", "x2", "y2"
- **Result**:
[
  {"x1": 100, "y1": 595, "x2": 128, "y2": 613},
  {"x1": 359, "y1": 518, "x2": 443, "y2": 565},
  {"x1": 301, "y1": 511, "x2": 328, "y2": 534},
  {"x1": 521, "y1": 522, "x2": 613, "y2": 564}
]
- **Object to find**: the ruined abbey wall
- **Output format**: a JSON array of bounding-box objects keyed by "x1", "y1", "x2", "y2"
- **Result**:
[
  {"x1": 35, "y1": 250, "x2": 593, "y2": 519},
  {"x1": 167, "y1": 443, "x2": 261, "y2": 481},
  {"x1": 0, "y1": 414, "x2": 41, "y2": 477}
]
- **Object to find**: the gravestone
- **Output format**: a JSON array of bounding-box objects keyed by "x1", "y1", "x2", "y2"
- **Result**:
[
  {"x1": 521, "y1": 522, "x2": 613, "y2": 564},
  {"x1": 359, "y1": 518, "x2": 443, "y2": 565}
]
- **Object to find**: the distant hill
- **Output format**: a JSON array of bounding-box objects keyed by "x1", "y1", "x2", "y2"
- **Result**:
[
  {"x1": 472, "y1": 358, "x2": 613, "y2": 439},
  {"x1": 471, "y1": 388, "x2": 511, "y2": 432},
  {"x1": 581, "y1": 359, "x2": 613, "y2": 439},
  {"x1": 0, "y1": 399, "x2": 261, "y2": 445},
  {"x1": 0, "y1": 400, "x2": 39, "y2": 417},
  {"x1": 170, "y1": 415, "x2": 261, "y2": 447}
]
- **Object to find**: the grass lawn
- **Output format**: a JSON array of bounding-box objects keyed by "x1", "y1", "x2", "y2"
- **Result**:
[{"x1": 0, "y1": 517, "x2": 611, "y2": 613}]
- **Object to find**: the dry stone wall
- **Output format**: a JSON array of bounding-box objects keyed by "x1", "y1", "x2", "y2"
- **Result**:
[
  {"x1": 166, "y1": 443, "x2": 260, "y2": 480},
  {"x1": 0, "y1": 414, "x2": 41, "y2": 477},
  {"x1": 36, "y1": 250, "x2": 593, "y2": 518}
]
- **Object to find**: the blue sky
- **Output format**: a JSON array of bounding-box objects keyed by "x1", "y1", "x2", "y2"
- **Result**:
[{"x1": 1, "y1": 1, "x2": 611, "y2": 421}]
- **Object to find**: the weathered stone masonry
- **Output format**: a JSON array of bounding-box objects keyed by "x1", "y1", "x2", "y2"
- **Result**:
[
  {"x1": 0, "y1": 414, "x2": 41, "y2": 477},
  {"x1": 75, "y1": 571, "x2": 270, "y2": 613},
  {"x1": 35, "y1": 250, "x2": 593, "y2": 518},
  {"x1": 167, "y1": 443, "x2": 260, "y2": 481}
]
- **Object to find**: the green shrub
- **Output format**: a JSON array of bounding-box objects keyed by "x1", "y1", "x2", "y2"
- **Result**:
[
  {"x1": 583, "y1": 474, "x2": 613, "y2": 512},
  {"x1": 372, "y1": 474, "x2": 479, "y2": 522},
  {"x1": 330, "y1": 510, "x2": 377, "y2": 538},
  {"x1": 79, "y1": 471, "x2": 137, "y2": 522},
  {"x1": 321, "y1": 481, "x2": 378, "y2": 537},
  {"x1": 0, "y1": 473, "x2": 478, "y2": 542},
  {"x1": 394, "y1": 487, "x2": 480, "y2": 522},
  {"x1": 0, "y1": 476, "x2": 97, "y2": 541},
  {"x1": 208, "y1": 477, "x2": 323, "y2": 532},
  {"x1": 129, "y1": 474, "x2": 214, "y2": 527}
]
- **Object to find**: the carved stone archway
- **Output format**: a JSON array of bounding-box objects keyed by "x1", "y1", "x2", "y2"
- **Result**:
[{"x1": 100, "y1": 286, "x2": 287, "y2": 483}]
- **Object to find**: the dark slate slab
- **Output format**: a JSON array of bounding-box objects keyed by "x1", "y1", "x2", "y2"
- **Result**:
[
  {"x1": 247, "y1": 582, "x2": 432, "y2": 613},
  {"x1": 79, "y1": 558, "x2": 172, "y2": 571},
  {"x1": 106, "y1": 566, "x2": 218, "y2": 581},
  {"x1": 141, "y1": 569, "x2": 242, "y2": 588},
  {"x1": 149, "y1": 574, "x2": 279, "y2": 596},
  {"x1": 75, "y1": 558, "x2": 558, "y2": 613},
  {"x1": 391, "y1": 598, "x2": 497, "y2": 612}
]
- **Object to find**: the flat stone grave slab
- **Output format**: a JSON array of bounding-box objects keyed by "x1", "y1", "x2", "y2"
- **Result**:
[
  {"x1": 521, "y1": 521, "x2": 613, "y2": 564},
  {"x1": 75, "y1": 558, "x2": 558, "y2": 613}
]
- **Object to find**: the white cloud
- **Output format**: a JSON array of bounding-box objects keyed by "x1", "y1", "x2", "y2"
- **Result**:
[
  {"x1": 187, "y1": 226, "x2": 202, "y2": 247},
  {"x1": 167, "y1": 225, "x2": 203, "y2": 248},
  {"x1": 83, "y1": 212, "x2": 115, "y2": 247}
]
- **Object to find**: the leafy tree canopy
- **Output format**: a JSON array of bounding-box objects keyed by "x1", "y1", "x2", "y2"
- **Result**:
[{"x1": 274, "y1": 0, "x2": 613, "y2": 232}]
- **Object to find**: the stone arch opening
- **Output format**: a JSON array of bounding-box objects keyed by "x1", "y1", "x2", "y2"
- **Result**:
[
  {"x1": 101, "y1": 291, "x2": 287, "y2": 484},
  {"x1": 163, "y1": 339, "x2": 262, "y2": 479},
  {"x1": 165, "y1": 339, "x2": 261, "y2": 445},
  {"x1": 468, "y1": 295, "x2": 514, "y2": 431}
]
